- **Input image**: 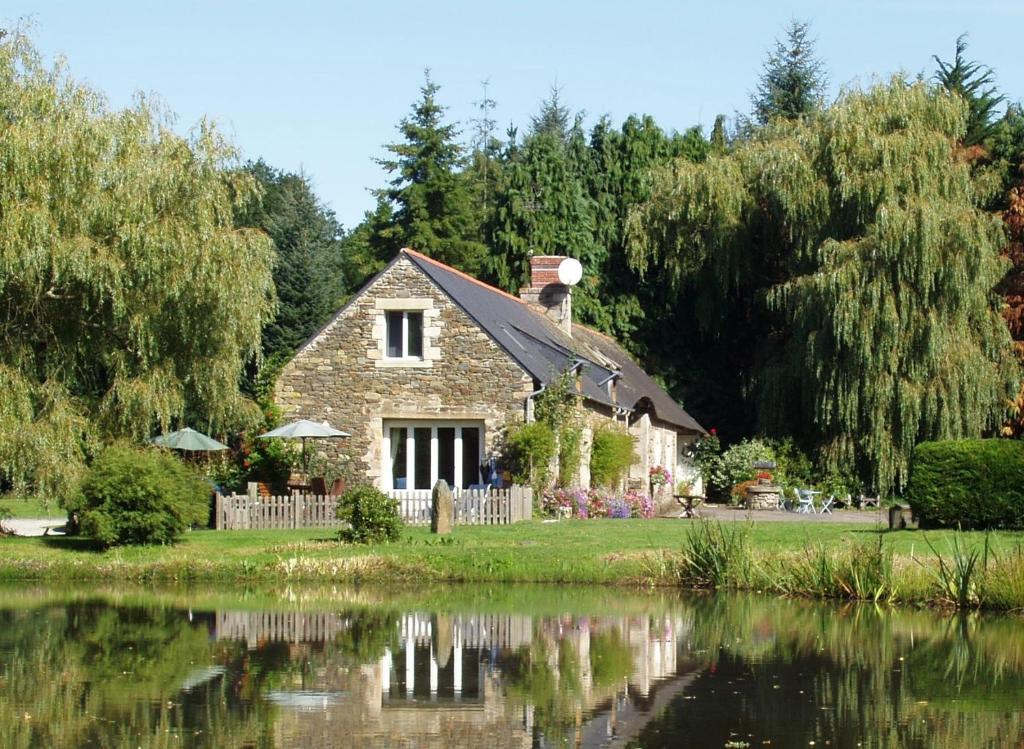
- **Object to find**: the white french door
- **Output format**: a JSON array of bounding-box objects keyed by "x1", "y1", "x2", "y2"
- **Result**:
[{"x1": 382, "y1": 420, "x2": 483, "y2": 492}]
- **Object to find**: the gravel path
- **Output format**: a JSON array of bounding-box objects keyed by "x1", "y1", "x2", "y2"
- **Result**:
[{"x1": 690, "y1": 504, "x2": 887, "y2": 524}]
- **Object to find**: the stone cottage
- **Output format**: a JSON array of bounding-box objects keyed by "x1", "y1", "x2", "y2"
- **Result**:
[{"x1": 275, "y1": 248, "x2": 706, "y2": 500}]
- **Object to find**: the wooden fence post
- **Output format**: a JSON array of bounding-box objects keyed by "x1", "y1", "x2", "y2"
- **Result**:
[{"x1": 215, "y1": 492, "x2": 223, "y2": 530}]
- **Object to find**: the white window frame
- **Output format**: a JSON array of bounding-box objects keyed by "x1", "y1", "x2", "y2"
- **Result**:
[
  {"x1": 385, "y1": 310, "x2": 423, "y2": 360},
  {"x1": 382, "y1": 420, "x2": 484, "y2": 492},
  {"x1": 372, "y1": 297, "x2": 437, "y2": 369}
]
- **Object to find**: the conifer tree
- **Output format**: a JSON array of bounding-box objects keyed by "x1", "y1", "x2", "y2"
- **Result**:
[
  {"x1": 933, "y1": 34, "x2": 1005, "y2": 147},
  {"x1": 489, "y1": 126, "x2": 597, "y2": 297},
  {"x1": 629, "y1": 79, "x2": 1017, "y2": 493},
  {"x1": 489, "y1": 90, "x2": 595, "y2": 294},
  {"x1": 375, "y1": 71, "x2": 487, "y2": 275},
  {"x1": 235, "y1": 160, "x2": 346, "y2": 361},
  {"x1": 751, "y1": 20, "x2": 828, "y2": 124},
  {"x1": 530, "y1": 85, "x2": 572, "y2": 142}
]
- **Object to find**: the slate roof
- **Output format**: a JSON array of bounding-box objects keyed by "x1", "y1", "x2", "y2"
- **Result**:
[{"x1": 403, "y1": 249, "x2": 706, "y2": 435}]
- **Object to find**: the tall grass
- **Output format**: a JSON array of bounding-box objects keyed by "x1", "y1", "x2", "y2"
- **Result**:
[
  {"x1": 919, "y1": 531, "x2": 989, "y2": 608},
  {"x1": 772, "y1": 536, "x2": 897, "y2": 602},
  {"x1": 679, "y1": 521, "x2": 897, "y2": 604},
  {"x1": 679, "y1": 520, "x2": 751, "y2": 588},
  {"x1": 981, "y1": 542, "x2": 1024, "y2": 611}
]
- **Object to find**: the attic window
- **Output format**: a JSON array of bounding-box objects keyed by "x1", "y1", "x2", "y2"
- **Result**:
[{"x1": 385, "y1": 311, "x2": 424, "y2": 359}]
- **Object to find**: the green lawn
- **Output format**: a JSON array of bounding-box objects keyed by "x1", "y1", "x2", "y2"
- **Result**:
[
  {"x1": 0, "y1": 496, "x2": 65, "y2": 519},
  {"x1": 0, "y1": 517, "x2": 1015, "y2": 589}
]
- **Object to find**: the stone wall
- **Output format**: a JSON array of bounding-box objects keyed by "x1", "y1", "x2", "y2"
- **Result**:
[{"x1": 275, "y1": 257, "x2": 534, "y2": 488}]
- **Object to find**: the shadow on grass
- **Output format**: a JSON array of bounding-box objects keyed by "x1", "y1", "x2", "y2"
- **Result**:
[{"x1": 39, "y1": 535, "x2": 108, "y2": 553}]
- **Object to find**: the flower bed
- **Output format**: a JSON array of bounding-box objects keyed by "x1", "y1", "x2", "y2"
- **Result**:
[{"x1": 542, "y1": 488, "x2": 655, "y2": 519}]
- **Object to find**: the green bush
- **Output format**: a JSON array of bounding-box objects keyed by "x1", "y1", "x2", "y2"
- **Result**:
[
  {"x1": 907, "y1": 439, "x2": 1024, "y2": 530},
  {"x1": 707, "y1": 438, "x2": 776, "y2": 503},
  {"x1": 506, "y1": 421, "x2": 557, "y2": 491},
  {"x1": 336, "y1": 485, "x2": 403, "y2": 543},
  {"x1": 557, "y1": 425, "x2": 583, "y2": 486},
  {"x1": 589, "y1": 428, "x2": 636, "y2": 488},
  {"x1": 70, "y1": 446, "x2": 209, "y2": 547},
  {"x1": 765, "y1": 438, "x2": 814, "y2": 489}
]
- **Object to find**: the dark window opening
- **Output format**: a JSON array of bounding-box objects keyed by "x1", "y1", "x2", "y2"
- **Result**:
[
  {"x1": 391, "y1": 427, "x2": 407, "y2": 489},
  {"x1": 407, "y1": 312, "x2": 423, "y2": 358},
  {"x1": 461, "y1": 428, "x2": 480, "y2": 488},
  {"x1": 413, "y1": 427, "x2": 432, "y2": 490},
  {"x1": 438, "y1": 427, "x2": 456, "y2": 487}
]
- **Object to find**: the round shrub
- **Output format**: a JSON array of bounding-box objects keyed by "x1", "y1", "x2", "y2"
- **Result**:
[
  {"x1": 907, "y1": 439, "x2": 1024, "y2": 529},
  {"x1": 336, "y1": 485, "x2": 403, "y2": 543},
  {"x1": 71, "y1": 446, "x2": 209, "y2": 547}
]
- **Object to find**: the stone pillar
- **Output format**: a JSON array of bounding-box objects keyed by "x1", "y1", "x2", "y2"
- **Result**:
[{"x1": 431, "y1": 479, "x2": 453, "y2": 534}]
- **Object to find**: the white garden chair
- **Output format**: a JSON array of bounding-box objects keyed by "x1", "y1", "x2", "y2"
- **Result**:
[
  {"x1": 796, "y1": 489, "x2": 816, "y2": 514},
  {"x1": 818, "y1": 494, "x2": 836, "y2": 515}
]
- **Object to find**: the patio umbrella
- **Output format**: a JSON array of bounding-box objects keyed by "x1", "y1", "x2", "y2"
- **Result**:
[
  {"x1": 152, "y1": 427, "x2": 229, "y2": 452},
  {"x1": 257, "y1": 419, "x2": 350, "y2": 473}
]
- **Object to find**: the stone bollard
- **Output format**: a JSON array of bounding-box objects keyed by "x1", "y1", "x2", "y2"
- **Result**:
[{"x1": 431, "y1": 480, "x2": 453, "y2": 535}]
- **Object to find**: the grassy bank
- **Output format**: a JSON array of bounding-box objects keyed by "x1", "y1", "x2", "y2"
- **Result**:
[
  {"x1": 1, "y1": 518, "x2": 1023, "y2": 610},
  {"x1": 0, "y1": 496, "x2": 62, "y2": 518}
]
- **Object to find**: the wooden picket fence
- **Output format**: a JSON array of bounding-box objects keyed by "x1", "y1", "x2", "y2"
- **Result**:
[
  {"x1": 390, "y1": 486, "x2": 533, "y2": 526},
  {"x1": 215, "y1": 485, "x2": 532, "y2": 530}
]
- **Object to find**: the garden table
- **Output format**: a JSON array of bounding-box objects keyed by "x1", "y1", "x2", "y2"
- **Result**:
[{"x1": 674, "y1": 494, "x2": 703, "y2": 519}]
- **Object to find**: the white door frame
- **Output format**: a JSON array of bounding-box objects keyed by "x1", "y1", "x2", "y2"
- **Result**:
[{"x1": 382, "y1": 419, "x2": 484, "y2": 492}]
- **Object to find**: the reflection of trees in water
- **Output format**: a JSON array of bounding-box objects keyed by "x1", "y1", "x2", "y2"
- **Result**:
[
  {"x1": 0, "y1": 603, "x2": 270, "y2": 749},
  {"x1": 4, "y1": 592, "x2": 1024, "y2": 748},
  {"x1": 630, "y1": 595, "x2": 1024, "y2": 749}
]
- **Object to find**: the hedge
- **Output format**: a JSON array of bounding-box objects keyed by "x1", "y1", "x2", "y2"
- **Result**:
[{"x1": 906, "y1": 439, "x2": 1024, "y2": 530}]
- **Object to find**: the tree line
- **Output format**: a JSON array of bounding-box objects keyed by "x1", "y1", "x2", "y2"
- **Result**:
[{"x1": 2, "y1": 21, "x2": 1023, "y2": 500}]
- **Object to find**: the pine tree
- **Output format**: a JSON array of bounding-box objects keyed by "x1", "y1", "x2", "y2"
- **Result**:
[
  {"x1": 629, "y1": 79, "x2": 1017, "y2": 493},
  {"x1": 489, "y1": 126, "x2": 597, "y2": 296},
  {"x1": 235, "y1": 160, "x2": 346, "y2": 362},
  {"x1": 530, "y1": 85, "x2": 572, "y2": 141},
  {"x1": 751, "y1": 20, "x2": 828, "y2": 124},
  {"x1": 374, "y1": 71, "x2": 487, "y2": 275},
  {"x1": 710, "y1": 115, "x2": 728, "y2": 152},
  {"x1": 933, "y1": 34, "x2": 1006, "y2": 147}
]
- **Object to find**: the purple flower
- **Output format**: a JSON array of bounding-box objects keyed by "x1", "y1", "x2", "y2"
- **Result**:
[{"x1": 608, "y1": 499, "x2": 631, "y2": 519}]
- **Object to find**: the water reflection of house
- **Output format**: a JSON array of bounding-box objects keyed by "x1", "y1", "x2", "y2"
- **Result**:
[{"x1": 214, "y1": 609, "x2": 697, "y2": 748}]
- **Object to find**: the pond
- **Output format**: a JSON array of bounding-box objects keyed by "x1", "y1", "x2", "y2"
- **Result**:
[{"x1": 1, "y1": 583, "x2": 1023, "y2": 748}]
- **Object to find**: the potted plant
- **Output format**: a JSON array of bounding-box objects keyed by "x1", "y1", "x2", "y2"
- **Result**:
[{"x1": 649, "y1": 465, "x2": 671, "y2": 488}]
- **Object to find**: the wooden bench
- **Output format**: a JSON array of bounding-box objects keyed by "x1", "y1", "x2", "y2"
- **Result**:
[{"x1": 858, "y1": 494, "x2": 880, "y2": 509}]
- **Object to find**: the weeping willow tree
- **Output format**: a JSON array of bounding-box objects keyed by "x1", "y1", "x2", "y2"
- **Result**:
[
  {"x1": 0, "y1": 29, "x2": 276, "y2": 500},
  {"x1": 627, "y1": 78, "x2": 1018, "y2": 493}
]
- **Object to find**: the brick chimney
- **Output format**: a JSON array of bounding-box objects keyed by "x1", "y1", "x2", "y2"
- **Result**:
[{"x1": 519, "y1": 255, "x2": 573, "y2": 336}]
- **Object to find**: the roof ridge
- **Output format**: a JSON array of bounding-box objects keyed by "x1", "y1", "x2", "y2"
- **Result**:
[{"x1": 401, "y1": 247, "x2": 527, "y2": 307}]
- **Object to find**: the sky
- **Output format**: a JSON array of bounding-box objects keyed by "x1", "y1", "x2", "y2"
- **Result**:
[{"x1": 18, "y1": 1, "x2": 1024, "y2": 228}]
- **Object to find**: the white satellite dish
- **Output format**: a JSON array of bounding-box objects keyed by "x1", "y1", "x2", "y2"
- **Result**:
[{"x1": 557, "y1": 257, "x2": 583, "y2": 286}]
